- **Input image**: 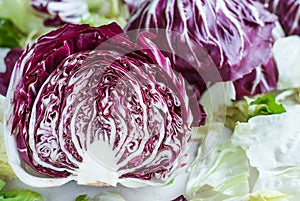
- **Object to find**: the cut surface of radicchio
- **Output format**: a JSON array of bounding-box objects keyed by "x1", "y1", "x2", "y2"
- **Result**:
[{"x1": 5, "y1": 23, "x2": 200, "y2": 187}]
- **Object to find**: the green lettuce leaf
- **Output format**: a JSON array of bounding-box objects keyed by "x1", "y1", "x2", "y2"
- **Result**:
[
  {"x1": 0, "y1": 18, "x2": 24, "y2": 48},
  {"x1": 221, "y1": 93, "x2": 286, "y2": 129},
  {"x1": 0, "y1": 179, "x2": 43, "y2": 201},
  {"x1": 75, "y1": 194, "x2": 91, "y2": 201},
  {"x1": 0, "y1": 188, "x2": 44, "y2": 201},
  {"x1": 0, "y1": 0, "x2": 52, "y2": 47},
  {"x1": 248, "y1": 94, "x2": 286, "y2": 119}
]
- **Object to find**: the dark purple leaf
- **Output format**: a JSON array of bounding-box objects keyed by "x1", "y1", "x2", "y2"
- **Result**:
[
  {"x1": 257, "y1": 0, "x2": 300, "y2": 35},
  {"x1": 233, "y1": 54, "x2": 278, "y2": 100},
  {"x1": 125, "y1": 0, "x2": 276, "y2": 95},
  {"x1": 171, "y1": 195, "x2": 187, "y2": 201},
  {"x1": 0, "y1": 48, "x2": 23, "y2": 96}
]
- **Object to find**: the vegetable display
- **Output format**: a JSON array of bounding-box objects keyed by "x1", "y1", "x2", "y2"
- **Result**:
[
  {"x1": 0, "y1": 0, "x2": 300, "y2": 200},
  {"x1": 4, "y1": 22, "x2": 200, "y2": 188},
  {"x1": 125, "y1": 0, "x2": 277, "y2": 97}
]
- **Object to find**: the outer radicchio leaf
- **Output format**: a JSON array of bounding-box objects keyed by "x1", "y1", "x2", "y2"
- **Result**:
[
  {"x1": 5, "y1": 23, "x2": 199, "y2": 188},
  {"x1": 233, "y1": 54, "x2": 278, "y2": 100},
  {"x1": 125, "y1": 0, "x2": 276, "y2": 93},
  {"x1": 31, "y1": 0, "x2": 90, "y2": 26},
  {"x1": 0, "y1": 48, "x2": 23, "y2": 96},
  {"x1": 257, "y1": 0, "x2": 300, "y2": 36}
]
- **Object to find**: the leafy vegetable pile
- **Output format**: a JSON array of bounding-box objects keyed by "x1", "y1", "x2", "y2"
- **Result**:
[
  {"x1": 0, "y1": 0, "x2": 299, "y2": 200},
  {"x1": 185, "y1": 34, "x2": 300, "y2": 200}
]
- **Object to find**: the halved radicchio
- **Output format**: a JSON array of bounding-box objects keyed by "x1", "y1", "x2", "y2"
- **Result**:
[{"x1": 4, "y1": 23, "x2": 200, "y2": 187}]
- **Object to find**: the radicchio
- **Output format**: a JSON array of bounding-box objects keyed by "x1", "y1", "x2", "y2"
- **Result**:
[
  {"x1": 5, "y1": 23, "x2": 200, "y2": 187},
  {"x1": 233, "y1": 54, "x2": 278, "y2": 100},
  {"x1": 125, "y1": 0, "x2": 276, "y2": 94},
  {"x1": 257, "y1": 0, "x2": 300, "y2": 36}
]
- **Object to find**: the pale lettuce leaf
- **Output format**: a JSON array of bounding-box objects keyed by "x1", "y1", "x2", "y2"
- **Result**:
[
  {"x1": 273, "y1": 36, "x2": 300, "y2": 90},
  {"x1": 0, "y1": 94, "x2": 15, "y2": 180},
  {"x1": 186, "y1": 141, "x2": 250, "y2": 199},
  {"x1": 223, "y1": 190, "x2": 289, "y2": 201},
  {"x1": 253, "y1": 167, "x2": 300, "y2": 201},
  {"x1": 232, "y1": 106, "x2": 300, "y2": 169}
]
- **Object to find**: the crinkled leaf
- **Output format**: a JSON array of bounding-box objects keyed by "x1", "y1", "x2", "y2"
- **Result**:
[
  {"x1": 273, "y1": 36, "x2": 300, "y2": 90},
  {"x1": 0, "y1": 178, "x2": 43, "y2": 201},
  {"x1": 220, "y1": 190, "x2": 289, "y2": 201},
  {"x1": 248, "y1": 93, "x2": 286, "y2": 119},
  {"x1": 253, "y1": 168, "x2": 300, "y2": 201},
  {"x1": 186, "y1": 141, "x2": 249, "y2": 199},
  {"x1": 232, "y1": 106, "x2": 300, "y2": 169},
  {"x1": 248, "y1": 191, "x2": 289, "y2": 201},
  {"x1": 0, "y1": 189, "x2": 44, "y2": 201}
]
